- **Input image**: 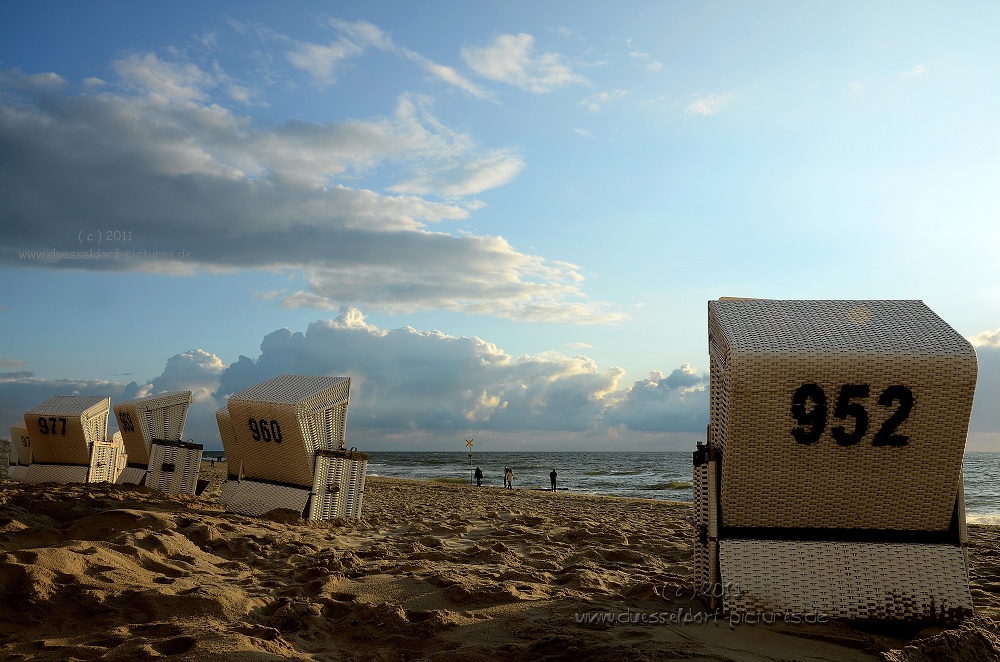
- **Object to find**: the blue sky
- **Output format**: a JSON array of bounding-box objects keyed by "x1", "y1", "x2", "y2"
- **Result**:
[{"x1": 2, "y1": 1, "x2": 998, "y2": 451}]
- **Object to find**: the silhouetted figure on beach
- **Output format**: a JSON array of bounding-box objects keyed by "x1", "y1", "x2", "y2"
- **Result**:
[
  {"x1": 474, "y1": 466, "x2": 483, "y2": 487},
  {"x1": 504, "y1": 467, "x2": 514, "y2": 489},
  {"x1": 550, "y1": 469, "x2": 557, "y2": 492}
]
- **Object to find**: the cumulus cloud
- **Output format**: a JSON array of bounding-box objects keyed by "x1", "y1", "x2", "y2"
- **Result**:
[
  {"x1": 148, "y1": 349, "x2": 226, "y2": 403},
  {"x1": 461, "y1": 33, "x2": 588, "y2": 93},
  {"x1": 0, "y1": 60, "x2": 615, "y2": 323},
  {"x1": 213, "y1": 308, "x2": 627, "y2": 436},
  {"x1": 970, "y1": 329, "x2": 1000, "y2": 440},
  {"x1": 970, "y1": 328, "x2": 1000, "y2": 348},
  {"x1": 4, "y1": 314, "x2": 999, "y2": 450},
  {"x1": 603, "y1": 365, "x2": 709, "y2": 433}
]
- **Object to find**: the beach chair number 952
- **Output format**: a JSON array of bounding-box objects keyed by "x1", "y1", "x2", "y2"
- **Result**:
[
  {"x1": 248, "y1": 418, "x2": 283, "y2": 443},
  {"x1": 791, "y1": 384, "x2": 913, "y2": 447}
]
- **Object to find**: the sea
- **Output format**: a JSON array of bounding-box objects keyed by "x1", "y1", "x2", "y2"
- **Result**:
[{"x1": 360, "y1": 451, "x2": 1000, "y2": 525}]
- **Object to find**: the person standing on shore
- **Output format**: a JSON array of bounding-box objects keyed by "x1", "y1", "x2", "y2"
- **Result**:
[
  {"x1": 474, "y1": 466, "x2": 483, "y2": 487},
  {"x1": 504, "y1": 467, "x2": 514, "y2": 489},
  {"x1": 550, "y1": 468, "x2": 557, "y2": 492}
]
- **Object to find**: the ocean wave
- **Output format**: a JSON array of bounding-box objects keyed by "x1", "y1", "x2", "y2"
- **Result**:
[
  {"x1": 642, "y1": 481, "x2": 692, "y2": 491},
  {"x1": 966, "y1": 514, "x2": 1000, "y2": 526}
]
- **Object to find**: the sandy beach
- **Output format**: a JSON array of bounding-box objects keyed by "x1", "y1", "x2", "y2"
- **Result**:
[{"x1": 2, "y1": 464, "x2": 1000, "y2": 661}]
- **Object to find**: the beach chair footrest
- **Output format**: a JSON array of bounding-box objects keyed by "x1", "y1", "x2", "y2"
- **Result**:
[
  {"x1": 718, "y1": 539, "x2": 973, "y2": 621},
  {"x1": 220, "y1": 479, "x2": 311, "y2": 517},
  {"x1": 23, "y1": 464, "x2": 90, "y2": 484}
]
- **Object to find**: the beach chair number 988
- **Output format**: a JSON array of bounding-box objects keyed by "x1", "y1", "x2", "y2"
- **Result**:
[
  {"x1": 248, "y1": 418, "x2": 283, "y2": 443},
  {"x1": 791, "y1": 384, "x2": 913, "y2": 447}
]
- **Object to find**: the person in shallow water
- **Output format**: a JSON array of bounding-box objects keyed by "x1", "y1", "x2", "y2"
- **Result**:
[
  {"x1": 550, "y1": 468, "x2": 557, "y2": 492},
  {"x1": 474, "y1": 466, "x2": 483, "y2": 487}
]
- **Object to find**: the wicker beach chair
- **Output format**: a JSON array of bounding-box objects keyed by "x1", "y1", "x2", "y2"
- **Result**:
[
  {"x1": 113, "y1": 391, "x2": 197, "y2": 492},
  {"x1": 219, "y1": 374, "x2": 367, "y2": 519},
  {"x1": 7, "y1": 425, "x2": 32, "y2": 482},
  {"x1": 22, "y1": 395, "x2": 112, "y2": 484},
  {"x1": 694, "y1": 299, "x2": 977, "y2": 622}
]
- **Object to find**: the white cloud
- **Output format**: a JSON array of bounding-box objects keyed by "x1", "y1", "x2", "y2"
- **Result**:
[
  {"x1": 399, "y1": 48, "x2": 490, "y2": 99},
  {"x1": 286, "y1": 19, "x2": 490, "y2": 99},
  {"x1": 462, "y1": 33, "x2": 588, "y2": 93},
  {"x1": 149, "y1": 349, "x2": 226, "y2": 403},
  {"x1": 970, "y1": 328, "x2": 1000, "y2": 348},
  {"x1": 390, "y1": 148, "x2": 525, "y2": 197},
  {"x1": 0, "y1": 65, "x2": 612, "y2": 322},
  {"x1": 0, "y1": 69, "x2": 65, "y2": 92},
  {"x1": 603, "y1": 365, "x2": 709, "y2": 433},
  {"x1": 286, "y1": 39, "x2": 364, "y2": 85},
  {"x1": 114, "y1": 52, "x2": 216, "y2": 102},
  {"x1": 214, "y1": 309, "x2": 628, "y2": 436},
  {"x1": 629, "y1": 51, "x2": 663, "y2": 72},
  {"x1": 328, "y1": 18, "x2": 394, "y2": 51},
  {"x1": 4, "y1": 315, "x2": 999, "y2": 449},
  {"x1": 685, "y1": 93, "x2": 735, "y2": 116},
  {"x1": 580, "y1": 89, "x2": 628, "y2": 113},
  {"x1": 285, "y1": 18, "x2": 387, "y2": 86}
]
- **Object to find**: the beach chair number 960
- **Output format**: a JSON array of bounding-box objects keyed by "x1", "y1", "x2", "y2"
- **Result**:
[
  {"x1": 248, "y1": 418, "x2": 283, "y2": 443},
  {"x1": 791, "y1": 384, "x2": 913, "y2": 447}
]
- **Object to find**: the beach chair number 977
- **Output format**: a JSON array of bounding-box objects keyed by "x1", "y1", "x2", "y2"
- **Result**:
[
  {"x1": 248, "y1": 418, "x2": 283, "y2": 443},
  {"x1": 791, "y1": 384, "x2": 913, "y2": 447},
  {"x1": 36, "y1": 416, "x2": 67, "y2": 435}
]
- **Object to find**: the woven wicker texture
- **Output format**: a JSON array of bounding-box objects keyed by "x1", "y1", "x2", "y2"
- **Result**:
[
  {"x1": 89, "y1": 433, "x2": 126, "y2": 483},
  {"x1": 220, "y1": 480, "x2": 310, "y2": 517},
  {"x1": 113, "y1": 391, "x2": 192, "y2": 467},
  {"x1": 8, "y1": 466, "x2": 27, "y2": 482},
  {"x1": 23, "y1": 464, "x2": 90, "y2": 484},
  {"x1": 9, "y1": 426, "x2": 32, "y2": 465},
  {"x1": 692, "y1": 447, "x2": 719, "y2": 604},
  {"x1": 24, "y1": 396, "x2": 110, "y2": 466},
  {"x1": 145, "y1": 440, "x2": 203, "y2": 495},
  {"x1": 708, "y1": 300, "x2": 976, "y2": 531},
  {"x1": 309, "y1": 451, "x2": 368, "y2": 519},
  {"x1": 215, "y1": 407, "x2": 241, "y2": 479},
  {"x1": 0, "y1": 440, "x2": 8, "y2": 481},
  {"x1": 720, "y1": 540, "x2": 973, "y2": 620},
  {"x1": 227, "y1": 375, "x2": 351, "y2": 487}
]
